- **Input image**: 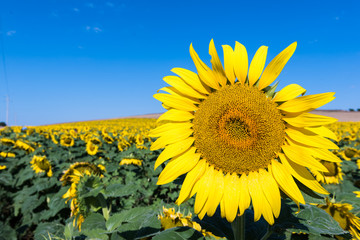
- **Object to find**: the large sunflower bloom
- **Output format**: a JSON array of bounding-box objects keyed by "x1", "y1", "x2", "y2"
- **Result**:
[{"x1": 150, "y1": 40, "x2": 341, "y2": 225}]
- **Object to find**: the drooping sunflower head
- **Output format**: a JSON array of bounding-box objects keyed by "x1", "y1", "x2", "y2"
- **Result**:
[
  {"x1": 317, "y1": 198, "x2": 360, "y2": 239},
  {"x1": 30, "y1": 155, "x2": 53, "y2": 177},
  {"x1": 119, "y1": 158, "x2": 142, "y2": 166},
  {"x1": 151, "y1": 40, "x2": 340, "y2": 225},
  {"x1": 60, "y1": 162, "x2": 105, "y2": 186}
]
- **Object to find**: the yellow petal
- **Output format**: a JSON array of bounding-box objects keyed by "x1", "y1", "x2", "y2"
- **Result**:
[
  {"x1": 209, "y1": 39, "x2": 227, "y2": 87},
  {"x1": 238, "y1": 174, "x2": 251, "y2": 216},
  {"x1": 163, "y1": 76, "x2": 207, "y2": 99},
  {"x1": 282, "y1": 145, "x2": 329, "y2": 172},
  {"x1": 223, "y1": 173, "x2": 240, "y2": 222},
  {"x1": 273, "y1": 84, "x2": 306, "y2": 102},
  {"x1": 157, "y1": 109, "x2": 194, "y2": 123},
  {"x1": 304, "y1": 126, "x2": 338, "y2": 141},
  {"x1": 270, "y1": 160, "x2": 305, "y2": 204},
  {"x1": 279, "y1": 153, "x2": 328, "y2": 195},
  {"x1": 306, "y1": 148, "x2": 342, "y2": 163},
  {"x1": 157, "y1": 87, "x2": 201, "y2": 104},
  {"x1": 149, "y1": 122, "x2": 193, "y2": 137},
  {"x1": 247, "y1": 171, "x2": 264, "y2": 222},
  {"x1": 258, "y1": 42, "x2": 297, "y2": 90},
  {"x1": 233, "y1": 41, "x2": 248, "y2": 84},
  {"x1": 277, "y1": 92, "x2": 335, "y2": 113},
  {"x1": 283, "y1": 112, "x2": 337, "y2": 128},
  {"x1": 157, "y1": 147, "x2": 200, "y2": 185},
  {"x1": 222, "y1": 45, "x2": 236, "y2": 84},
  {"x1": 154, "y1": 137, "x2": 195, "y2": 169},
  {"x1": 190, "y1": 43, "x2": 220, "y2": 90},
  {"x1": 154, "y1": 93, "x2": 198, "y2": 112},
  {"x1": 150, "y1": 128, "x2": 193, "y2": 150},
  {"x1": 176, "y1": 160, "x2": 206, "y2": 205},
  {"x1": 248, "y1": 46, "x2": 268, "y2": 86},
  {"x1": 285, "y1": 127, "x2": 339, "y2": 149},
  {"x1": 258, "y1": 169, "x2": 281, "y2": 218},
  {"x1": 171, "y1": 68, "x2": 210, "y2": 95},
  {"x1": 194, "y1": 165, "x2": 215, "y2": 215},
  {"x1": 205, "y1": 169, "x2": 224, "y2": 217}
]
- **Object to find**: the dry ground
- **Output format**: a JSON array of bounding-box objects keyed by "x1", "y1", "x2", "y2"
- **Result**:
[{"x1": 123, "y1": 110, "x2": 360, "y2": 122}]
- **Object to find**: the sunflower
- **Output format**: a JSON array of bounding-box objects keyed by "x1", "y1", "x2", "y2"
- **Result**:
[
  {"x1": 150, "y1": 40, "x2": 340, "y2": 225},
  {"x1": 60, "y1": 134, "x2": 75, "y2": 147},
  {"x1": 15, "y1": 140, "x2": 35, "y2": 153},
  {"x1": 337, "y1": 147, "x2": 359, "y2": 161},
  {"x1": 30, "y1": 155, "x2": 53, "y2": 177},
  {"x1": 86, "y1": 141, "x2": 99, "y2": 155},
  {"x1": 61, "y1": 162, "x2": 105, "y2": 230},
  {"x1": 0, "y1": 152, "x2": 15, "y2": 158},
  {"x1": 119, "y1": 158, "x2": 142, "y2": 166},
  {"x1": 0, "y1": 138, "x2": 15, "y2": 146},
  {"x1": 312, "y1": 161, "x2": 343, "y2": 184},
  {"x1": 158, "y1": 206, "x2": 221, "y2": 238},
  {"x1": 317, "y1": 198, "x2": 360, "y2": 239},
  {"x1": 0, "y1": 165, "x2": 6, "y2": 170}
]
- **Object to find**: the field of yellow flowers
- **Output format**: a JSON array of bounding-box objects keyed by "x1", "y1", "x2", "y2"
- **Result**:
[{"x1": 0, "y1": 119, "x2": 359, "y2": 240}]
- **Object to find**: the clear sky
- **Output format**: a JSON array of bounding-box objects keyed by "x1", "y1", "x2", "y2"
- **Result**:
[{"x1": 0, "y1": 0, "x2": 359, "y2": 126}]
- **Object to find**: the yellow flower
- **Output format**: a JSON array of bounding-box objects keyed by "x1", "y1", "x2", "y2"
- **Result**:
[
  {"x1": 158, "y1": 207, "x2": 222, "y2": 238},
  {"x1": 151, "y1": 40, "x2": 339, "y2": 225},
  {"x1": 60, "y1": 162, "x2": 105, "y2": 186},
  {"x1": 312, "y1": 161, "x2": 343, "y2": 184},
  {"x1": 0, "y1": 138, "x2": 15, "y2": 146},
  {"x1": 102, "y1": 133, "x2": 114, "y2": 144},
  {"x1": 0, "y1": 152, "x2": 15, "y2": 158},
  {"x1": 317, "y1": 198, "x2": 360, "y2": 239},
  {"x1": 15, "y1": 140, "x2": 35, "y2": 153},
  {"x1": 86, "y1": 141, "x2": 99, "y2": 155},
  {"x1": 30, "y1": 155, "x2": 53, "y2": 177},
  {"x1": 354, "y1": 191, "x2": 360, "y2": 198},
  {"x1": 135, "y1": 134, "x2": 147, "y2": 149},
  {"x1": 0, "y1": 165, "x2": 6, "y2": 170},
  {"x1": 61, "y1": 162, "x2": 105, "y2": 230},
  {"x1": 60, "y1": 134, "x2": 75, "y2": 147},
  {"x1": 119, "y1": 158, "x2": 142, "y2": 166},
  {"x1": 117, "y1": 137, "x2": 130, "y2": 151}
]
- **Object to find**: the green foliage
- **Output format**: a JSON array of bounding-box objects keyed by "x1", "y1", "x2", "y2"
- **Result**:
[{"x1": 0, "y1": 126, "x2": 360, "y2": 240}]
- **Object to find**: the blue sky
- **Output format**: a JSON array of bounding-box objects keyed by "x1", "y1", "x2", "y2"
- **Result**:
[{"x1": 0, "y1": 0, "x2": 359, "y2": 126}]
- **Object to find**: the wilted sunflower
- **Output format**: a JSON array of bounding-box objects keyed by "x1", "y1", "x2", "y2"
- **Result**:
[
  {"x1": 317, "y1": 198, "x2": 360, "y2": 239},
  {"x1": 312, "y1": 161, "x2": 343, "y2": 184},
  {"x1": 150, "y1": 40, "x2": 340, "y2": 225},
  {"x1": 30, "y1": 155, "x2": 53, "y2": 177}
]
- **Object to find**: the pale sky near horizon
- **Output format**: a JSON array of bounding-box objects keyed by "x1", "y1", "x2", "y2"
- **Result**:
[{"x1": 0, "y1": 0, "x2": 359, "y2": 126}]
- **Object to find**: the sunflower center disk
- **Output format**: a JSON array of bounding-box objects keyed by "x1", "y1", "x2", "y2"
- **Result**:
[
  {"x1": 193, "y1": 84, "x2": 285, "y2": 175},
  {"x1": 321, "y1": 161, "x2": 338, "y2": 177}
]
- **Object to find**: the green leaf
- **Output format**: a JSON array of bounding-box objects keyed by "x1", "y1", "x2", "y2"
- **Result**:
[
  {"x1": 152, "y1": 227, "x2": 204, "y2": 240},
  {"x1": 0, "y1": 222, "x2": 17, "y2": 240},
  {"x1": 80, "y1": 228, "x2": 109, "y2": 240},
  {"x1": 34, "y1": 222, "x2": 64, "y2": 240},
  {"x1": 293, "y1": 204, "x2": 348, "y2": 236},
  {"x1": 104, "y1": 183, "x2": 139, "y2": 198},
  {"x1": 82, "y1": 212, "x2": 106, "y2": 230}
]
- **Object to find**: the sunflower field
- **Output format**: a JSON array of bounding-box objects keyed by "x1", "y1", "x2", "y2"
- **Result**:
[{"x1": 0, "y1": 119, "x2": 358, "y2": 240}]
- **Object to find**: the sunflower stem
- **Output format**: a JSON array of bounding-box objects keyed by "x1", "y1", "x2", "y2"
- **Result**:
[{"x1": 231, "y1": 214, "x2": 245, "y2": 240}]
